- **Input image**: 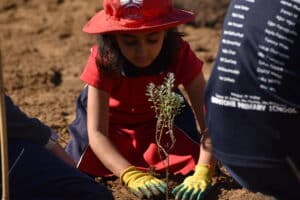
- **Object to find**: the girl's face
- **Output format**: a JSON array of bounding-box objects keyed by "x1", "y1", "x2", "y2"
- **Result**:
[{"x1": 115, "y1": 31, "x2": 166, "y2": 68}]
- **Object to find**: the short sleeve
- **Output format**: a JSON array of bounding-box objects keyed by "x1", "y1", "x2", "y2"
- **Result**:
[
  {"x1": 6, "y1": 95, "x2": 51, "y2": 146},
  {"x1": 172, "y1": 41, "x2": 203, "y2": 87},
  {"x1": 80, "y1": 45, "x2": 113, "y2": 93}
]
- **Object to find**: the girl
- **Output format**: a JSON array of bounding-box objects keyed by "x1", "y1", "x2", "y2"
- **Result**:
[{"x1": 66, "y1": 0, "x2": 215, "y2": 199}]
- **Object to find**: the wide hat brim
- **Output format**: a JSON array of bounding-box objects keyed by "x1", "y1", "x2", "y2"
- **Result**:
[{"x1": 83, "y1": 8, "x2": 195, "y2": 34}]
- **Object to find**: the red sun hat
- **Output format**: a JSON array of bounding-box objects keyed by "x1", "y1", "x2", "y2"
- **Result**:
[{"x1": 83, "y1": 0, "x2": 195, "y2": 34}]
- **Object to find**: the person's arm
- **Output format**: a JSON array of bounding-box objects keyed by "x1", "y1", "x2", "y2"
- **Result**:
[
  {"x1": 45, "y1": 130, "x2": 76, "y2": 167},
  {"x1": 87, "y1": 85, "x2": 167, "y2": 198},
  {"x1": 6, "y1": 95, "x2": 51, "y2": 145},
  {"x1": 87, "y1": 85, "x2": 131, "y2": 177},
  {"x1": 6, "y1": 95, "x2": 75, "y2": 167},
  {"x1": 47, "y1": 142, "x2": 76, "y2": 167},
  {"x1": 184, "y1": 73, "x2": 215, "y2": 166},
  {"x1": 172, "y1": 73, "x2": 215, "y2": 200}
]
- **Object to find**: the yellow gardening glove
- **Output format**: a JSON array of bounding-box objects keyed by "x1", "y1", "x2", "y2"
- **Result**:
[
  {"x1": 120, "y1": 166, "x2": 167, "y2": 199},
  {"x1": 172, "y1": 164, "x2": 213, "y2": 200}
]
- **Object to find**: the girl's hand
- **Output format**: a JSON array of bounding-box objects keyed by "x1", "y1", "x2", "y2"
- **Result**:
[
  {"x1": 120, "y1": 166, "x2": 167, "y2": 199},
  {"x1": 172, "y1": 164, "x2": 213, "y2": 200}
]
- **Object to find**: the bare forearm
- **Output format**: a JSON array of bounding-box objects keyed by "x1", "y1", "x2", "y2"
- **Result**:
[
  {"x1": 48, "y1": 143, "x2": 76, "y2": 167},
  {"x1": 197, "y1": 132, "x2": 216, "y2": 166},
  {"x1": 89, "y1": 132, "x2": 131, "y2": 177},
  {"x1": 87, "y1": 87, "x2": 130, "y2": 176},
  {"x1": 185, "y1": 73, "x2": 215, "y2": 166}
]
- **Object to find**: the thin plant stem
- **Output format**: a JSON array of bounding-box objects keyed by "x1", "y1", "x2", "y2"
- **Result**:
[{"x1": 146, "y1": 73, "x2": 184, "y2": 199}]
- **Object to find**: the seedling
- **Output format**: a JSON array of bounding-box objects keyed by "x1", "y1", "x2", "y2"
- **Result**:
[{"x1": 146, "y1": 72, "x2": 184, "y2": 199}]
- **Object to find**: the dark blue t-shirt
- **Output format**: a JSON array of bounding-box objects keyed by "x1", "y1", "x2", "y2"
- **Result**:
[
  {"x1": 5, "y1": 95, "x2": 51, "y2": 145},
  {"x1": 205, "y1": 0, "x2": 300, "y2": 167}
]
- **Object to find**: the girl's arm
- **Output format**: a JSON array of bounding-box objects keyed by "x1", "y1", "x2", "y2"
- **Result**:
[
  {"x1": 172, "y1": 72, "x2": 216, "y2": 199},
  {"x1": 182, "y1": 73, "x2": 215, "y2": 166},
  {"x1": 87, "y1": 85, "x2": 131, "y2": 177}
]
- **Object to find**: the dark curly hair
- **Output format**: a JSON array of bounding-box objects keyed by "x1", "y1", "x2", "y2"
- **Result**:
[{"x1": 95, "y1": 29, "x2": 183, "y2": 78}]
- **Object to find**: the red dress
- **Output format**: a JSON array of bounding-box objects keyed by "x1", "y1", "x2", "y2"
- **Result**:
[{"x1": 78, "y1": 40, "x2": 203, "y2": 177}]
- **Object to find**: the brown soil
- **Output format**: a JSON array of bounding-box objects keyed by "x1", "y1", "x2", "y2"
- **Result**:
[{"x1": 0, "y1": 0, "x2": 275, "y2": 199}]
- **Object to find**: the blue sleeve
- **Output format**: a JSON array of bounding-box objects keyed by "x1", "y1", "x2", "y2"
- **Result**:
[{"x1": 5, "y1": 95, "x2": 51, "y2": 146}]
